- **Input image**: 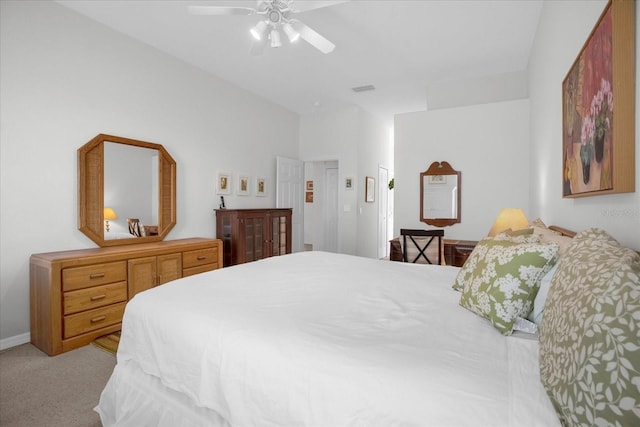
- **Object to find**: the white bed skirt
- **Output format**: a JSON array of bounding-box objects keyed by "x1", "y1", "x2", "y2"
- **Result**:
[{"x1": 96, "y1": 359, "x2": 230, "y2": 427}]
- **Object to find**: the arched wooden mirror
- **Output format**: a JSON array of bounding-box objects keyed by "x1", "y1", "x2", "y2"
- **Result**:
[
  {"x1": 78, "y1": 134, "x2": 176, "y2": 247},
  {"x1": 420, "y1": 161, "x2": 461, "y2": 227}
]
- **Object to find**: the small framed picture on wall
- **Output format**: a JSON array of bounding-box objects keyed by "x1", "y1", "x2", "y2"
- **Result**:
[
  {"x1": 237, "y1": 175, "x2": 250, "y2": 196},
  {"x1": 345, "y1": 177, "x2": 354, "y2": 190},
  {"x1": 365, "y1": 176, "x2": 375, "y2": 203},
  {"x1": 256, "y1": 177, "x2": 267, "y2": 197},
  {"x1": 217, "y1": 172, "x2": 231, "y2": 195}
]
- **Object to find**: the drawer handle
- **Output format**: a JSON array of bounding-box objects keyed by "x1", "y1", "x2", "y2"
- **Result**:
[
  {"x1": 89, "y1": 273, "x2": 105, "y2": 279},
  {"x1": 90, "y1": 294, "x2": 106, "y2": 301},
  {"x1": 90, "y1": 315, "x2": 106, "y2": 323},
  {"x1": 197, "y1": 256, "x2": 207, "y2": 261}
]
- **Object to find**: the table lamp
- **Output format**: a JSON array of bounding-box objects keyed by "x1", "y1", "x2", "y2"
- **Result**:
[
  {"x1": 104, "y1": 207, "x2": 118, "y2": 232},
  {"x1": 487, "y1": 208, "x2": 529, "y2": 236}
]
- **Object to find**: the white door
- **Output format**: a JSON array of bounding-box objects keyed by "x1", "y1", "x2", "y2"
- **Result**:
[
  {"x1": 324, "y1": 167, "x2": 339, "y2": 253},
  {"x1": 378, "y1": 166, "x2": 389, "y2": 259},
  {"x1": 276, "y1": 156, "x2": 304, "y2": 253}
]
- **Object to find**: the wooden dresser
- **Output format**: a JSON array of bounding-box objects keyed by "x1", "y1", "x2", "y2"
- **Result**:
[
  {"x1": 215, "y1": 208, "x2": 292, "y2": 266},
  {"x1": 30, "y1": 238, "x2": 222, "y2": 356}
]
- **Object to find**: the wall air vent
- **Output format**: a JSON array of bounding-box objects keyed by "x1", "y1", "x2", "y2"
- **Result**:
[{"x1": 351, "y1": 85, "x2": 376, "y2": 93}]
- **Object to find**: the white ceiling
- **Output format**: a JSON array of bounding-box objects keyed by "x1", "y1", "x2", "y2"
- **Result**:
[{"x1": 56, "y1": 0, "x2": 543, "y2": 125}]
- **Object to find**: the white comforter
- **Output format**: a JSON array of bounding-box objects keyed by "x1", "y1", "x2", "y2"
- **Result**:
[{"x1": 100, "y1": 251, "x2": 559, "y2": 427}]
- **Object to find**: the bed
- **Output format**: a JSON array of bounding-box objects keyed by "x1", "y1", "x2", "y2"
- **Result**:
[{"x1": 97, "y1": 225, "x2": 640, "y2": 427}]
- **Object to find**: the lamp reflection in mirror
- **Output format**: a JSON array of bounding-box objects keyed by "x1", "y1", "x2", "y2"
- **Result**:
[
  {"x1": 487, "y1": 208, "x2": 529, "y2": 236},
  {"x1": 104, "y1": 207, "x2": 118, "y2": 232}
]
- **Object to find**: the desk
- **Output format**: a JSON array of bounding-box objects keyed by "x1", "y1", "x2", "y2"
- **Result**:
[
  {"x1": 389, "y1": 238, "x2": 478, "y2": 267},
  {"x1": 442, "y1": 239, "x2": 478, "y2": 267}
]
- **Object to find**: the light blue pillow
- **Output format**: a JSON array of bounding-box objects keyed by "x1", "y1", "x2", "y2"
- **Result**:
[{"x1": 528, "y1": 261, "x2": 559, "y2": 325}]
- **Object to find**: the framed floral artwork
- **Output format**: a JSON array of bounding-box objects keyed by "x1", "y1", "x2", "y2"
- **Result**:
[{"x1": 562, "y1": 0, "x2": 635, "y2": 198}]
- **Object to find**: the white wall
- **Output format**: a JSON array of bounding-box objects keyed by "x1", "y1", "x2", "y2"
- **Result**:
[
  {"x1": 299, "y1": 105, "x2": 392, "y2": 258},
  {"x1": 300, "y1": 106, "x2": 359, "y2": 255},
  {"x1": 394, "y1": 99, "x2": 531, "y2": 241},
  {"x1": 357, "y1": 109, "x2": 394, "y2": 258},
  {"x1": 0, "y1": 1, "x2": 299, "y2": 347},
  {"x1": 528, "y1": 0, "x2": 640, "y2": 250}
]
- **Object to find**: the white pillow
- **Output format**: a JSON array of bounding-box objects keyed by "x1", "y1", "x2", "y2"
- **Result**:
[{"x1": 529, "y1": 261, "x2": 560, "y2": 325}]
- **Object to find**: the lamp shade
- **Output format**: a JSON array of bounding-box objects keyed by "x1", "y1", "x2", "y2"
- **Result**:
[
  {"x1": 104, "y1": 207, "x2": 118, "y2": 221},
  {"x1": 283, "y1": 23, "x2": 300, "y2": 43},
  {"x1": 250, "y1": 20, "x2": 268, "y2": 40},
  {"x1": 270, "y1": 28, "x2": 282, "y2": 48},
  {"x1": 487, "y1": 208, "x2": 529, "y2": 237}
]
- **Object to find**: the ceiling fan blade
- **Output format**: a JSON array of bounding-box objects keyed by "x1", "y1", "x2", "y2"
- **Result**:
[
  {"x1": 290, "y1": 20, "x2": 335, "y2": 54},
  {"x1": 188, "y1": 5, "x2": 256, "y2": 16},
  {"x1": 289, "y1": 1, "x2": 348, "y2": 13}
]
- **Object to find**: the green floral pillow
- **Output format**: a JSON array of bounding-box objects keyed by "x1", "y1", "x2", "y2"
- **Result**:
[
  {"x1": 539, "y1": 228, "x2": 640, "y2": 427},
  {"x1": 452, "y1": 233, "x2": 542, "y2": 291},
  {"x1": 457, "y1": 241, "x2": 558, "y2": 335}
]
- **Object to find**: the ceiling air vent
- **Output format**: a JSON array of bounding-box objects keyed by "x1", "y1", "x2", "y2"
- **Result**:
[{"x1": 351, "y1": 85, "x2": 376, "y2": 93}]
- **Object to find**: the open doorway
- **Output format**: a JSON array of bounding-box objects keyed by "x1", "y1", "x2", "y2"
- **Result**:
[{"x1": 303, "y1": 160, "x2": 339, "y2": 253}]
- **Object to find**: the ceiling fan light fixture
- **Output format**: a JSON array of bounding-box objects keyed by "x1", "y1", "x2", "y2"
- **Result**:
[
  {"x1": 270, "y1": 28, "x2": 282, "y2": 48},
  {"x1": 283, "y1": 23, "x2": 300, "y2": 43},
  {"x1": 250, "y1": 20, "x2": 268, "y2": 40}
]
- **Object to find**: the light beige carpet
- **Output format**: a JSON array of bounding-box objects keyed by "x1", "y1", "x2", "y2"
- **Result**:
[{"x1": 0, "y1": 343, "x2": 116, "y2": 427}]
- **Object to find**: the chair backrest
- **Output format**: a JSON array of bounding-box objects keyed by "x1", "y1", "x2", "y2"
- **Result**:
[
  {"x1": 400, "y1": 229, "x2": 444, "y2": 265},
  {"x1": 127, "y1": 218, "x2": 142, "y2": 237}
]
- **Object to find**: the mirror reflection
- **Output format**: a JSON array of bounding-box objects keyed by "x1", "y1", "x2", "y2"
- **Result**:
[
  {"x1": 422, "y1": 174, "x2": 458, "y2": 219},
  {"x1": 420, "y1": 161, "x2": 461, "y2": 227},
  {"x1": 104, "y1": 142, "x2": 159, "y2": 240}
]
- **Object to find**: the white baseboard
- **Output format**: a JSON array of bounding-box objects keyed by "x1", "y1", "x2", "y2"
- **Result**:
[{"x1": 0, "y1": 332, "x2": 30, "y2": 351}]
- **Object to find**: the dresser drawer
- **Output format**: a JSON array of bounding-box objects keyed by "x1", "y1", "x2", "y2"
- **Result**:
[
  {"x1": 63, "y1": 302, "x2": 126, "y2": 339},
  {"x1": 183, "y1": 263, "x2": 217, "y2": 278},
  {"x1": 63, "y1": 281, "x2": 127, "y2": 315},
  {"x1": 62, "y1": 261, "x2": 127, "y2": 292},
  {"x1": 183, "y1": 247, "x2": 219, "y2": 270}
]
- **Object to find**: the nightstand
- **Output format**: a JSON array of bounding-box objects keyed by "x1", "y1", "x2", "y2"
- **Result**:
[{"x1": 443, "y1": 239, "x2": 478, "y2": 267}]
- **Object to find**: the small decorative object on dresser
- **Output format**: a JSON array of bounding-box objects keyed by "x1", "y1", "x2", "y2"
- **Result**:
[
  {"x1": 215, "y1": 208, "x2": 292, "y2": 266},
  {"x1": 30, "y1": 238, "x2": 222, "y2": 356}
]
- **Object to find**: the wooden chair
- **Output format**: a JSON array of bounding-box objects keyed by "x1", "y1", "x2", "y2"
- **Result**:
[
  {"x1": 400, "y1": 229, "x2": 445, "y2": 265},
  {"x1": 127, "y1": 218, "x2": 143, "y2": 237}
]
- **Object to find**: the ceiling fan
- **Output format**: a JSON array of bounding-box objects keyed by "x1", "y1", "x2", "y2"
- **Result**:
[{"x1": 188, "y1": 0, "x2": 346, "y2": 55}]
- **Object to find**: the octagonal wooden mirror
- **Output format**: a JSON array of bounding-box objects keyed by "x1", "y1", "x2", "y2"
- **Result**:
[{"x1": 78, "y1": 134, "x2": 176, "y2": 247}]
